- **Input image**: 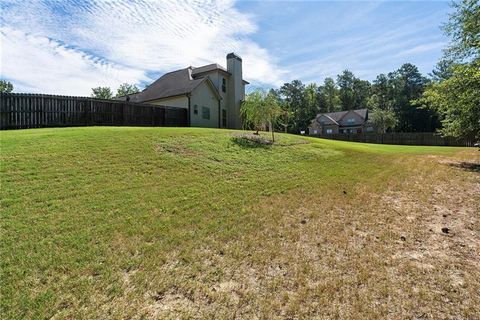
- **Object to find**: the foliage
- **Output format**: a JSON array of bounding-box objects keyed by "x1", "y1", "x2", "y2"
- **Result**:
[
  {"x1": 337, "y1": 70, "x2": 371, "y2": 110},
  {"x1": 417, "y1": 0, "x2": 480, "y2": 140},
  {"x1": 442, "y1": 0, "x2": 480, "y2": 61},
  {"x1": 369, "y1": 107, "x2": 398, "y2": 133},
  {"x1": 91, "y1": 86, "x2": 114, "y2": 99},
  {"x1": 241, "y1": 89, "x2": 282, "y2": 141},
  {"x1": 318, "y1": 77, "x2": 341, "y2": 113},
  {"x1": 0, "y1": 80, "x2": 14, "y2": 93},
  {"x1": 275, "y1": 64, "x2": 440, "y2": 133},
  {"x1": 116, "y1": 83, "x2": 140, "y2": 98},
  {"x1": 279, "y1": 80, "x2": 307, "y2": 133},
  {"x1": 417, "y1": 60, "x2": 480, "y2": 140}
]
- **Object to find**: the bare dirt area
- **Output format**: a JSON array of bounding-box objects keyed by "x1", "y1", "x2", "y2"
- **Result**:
[{"x1": 143, "y1": 151, "x2": 480, "y2": 319}]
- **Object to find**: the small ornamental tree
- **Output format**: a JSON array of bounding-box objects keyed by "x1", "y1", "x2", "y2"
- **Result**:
[{"x1": 241, "y1": 89, "x2": 282, "y2": 142}]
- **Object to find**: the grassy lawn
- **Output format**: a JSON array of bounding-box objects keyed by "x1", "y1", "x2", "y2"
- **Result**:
[{"x1": 1, "y1": 127, "x2": 479, "y2": 319}]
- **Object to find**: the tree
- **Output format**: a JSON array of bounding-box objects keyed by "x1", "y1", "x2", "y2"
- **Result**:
[
  {"x1": 417, "y1": 0, "x2": 480, "y2": 140},
  {"x1": 0, "y1": 80, "x2": 13, "y2": 93},
  {"x1": 241, "y1": 89, "x2": 282, "y2": 141},
  {"x1": 418, "y1": 61, "x2": 479, "y2": 140},
  {"x1": 442, "y1": 0, "x2": 480, "y2": 61},
  {"x1": 352, "y1": 78, "x2": 371, "y2": 109},
  {"x1": 370, "y1": 107, "x2": 398, "y2": 133},
  {"x1": 318, "y1": 77, "x2": 341, "y2": 113},
  {"x1": 303, "y1": 83, "x2": 320, "y2": 127},
  {"x1": 387, "y1": 63, "x2": 435, "y2": 132},
  {"x1": 116, "y1": 83, "x2": 140, "y2": 98},
  {"x1": 430, "y1": 59, "x2": 455, "y2": 81},
  {"x1": 337, "y1": 70, "x2": 356, "y2": 110},
  {"x1": 279, "y1": 80, "x2": 306, "y2": 133},
  {"x1": 91, "y1": 87, "x2": 113, "y2": 99}
]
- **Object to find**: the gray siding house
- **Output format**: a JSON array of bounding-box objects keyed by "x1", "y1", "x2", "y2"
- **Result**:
[
  {"x1": 308, "y1": 109, "x2": 375, "y2": 135},
  {"x1": 119, "y1": 53, "x2": 249, "y2": 129}
]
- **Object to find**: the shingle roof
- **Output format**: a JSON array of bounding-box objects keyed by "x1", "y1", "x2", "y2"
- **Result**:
[
  {"x1": 313, "y1": 108, "x2": 368, "y2": 126},
  {"x1": 120, "y1": 68, "x2": 206, "y2": 103},
  {"x1": 191, "y1": 63, "x2": 230, "y2": 76},
  {"x1": 317, "y1": 108, "x2": 367, "y2": 121}
]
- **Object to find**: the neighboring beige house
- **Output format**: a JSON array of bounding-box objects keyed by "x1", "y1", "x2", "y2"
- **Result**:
[
  {"x1": 119, "y1": 53, "x2": 249, "y2": 129},
  {"x1": 308, "y1": 109, "x2": 375, "y2": 135}
]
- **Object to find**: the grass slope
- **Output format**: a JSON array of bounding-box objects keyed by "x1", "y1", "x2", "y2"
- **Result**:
[{"x1": 1, "y1": 127, "x2": 478, "y2": 319}]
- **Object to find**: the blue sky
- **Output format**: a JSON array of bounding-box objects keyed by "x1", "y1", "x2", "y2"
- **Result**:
[{"x1": 0, "y1": 0, "x2": 451, "y2": 95}]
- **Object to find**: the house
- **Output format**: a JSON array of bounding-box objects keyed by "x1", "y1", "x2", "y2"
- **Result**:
[
  {"x1": 308, "y1": 108, "x2": 375, "y2": 135},
  {"x1": 119, "y1": 53, "x2": 249, "y2": 129}
]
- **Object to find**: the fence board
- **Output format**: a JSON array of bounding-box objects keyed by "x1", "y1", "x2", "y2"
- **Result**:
[
  {"x1": 310, "y1": 132, "x2": 474, "y2": 147},
  {"x1": 0, "y1": 93, "x2": 188, "y2": 130}
]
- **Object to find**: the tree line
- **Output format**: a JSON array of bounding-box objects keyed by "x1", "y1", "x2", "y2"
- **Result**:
[
  {"x1": 263, "y1": 62, "x2": 438, "y2": 134},
  {"x1": 243, "y1": 0, "x2": 478, "y2": 141}
]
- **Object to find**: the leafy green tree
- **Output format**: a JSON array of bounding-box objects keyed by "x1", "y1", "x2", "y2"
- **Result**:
[
  {"x1": 241, "y1": 89, "x2": 282, "y2": 141},
  {"x1": 418, "y1": 61, "x2": 479, "y2": 140},
  {"x1": 91, "y1": 87, "x2": 113, "y2": 99},
  {"x1": 442, "y1": 0, "x2": 480, "y2": 61},
  {"x1": 369, "y1": 107, "x2": 398, "y2": 133},
  {"x1": 387, "y1": 63, "x2": 436, "y2": 132},
  {"x1": 279, "y1": 80, "x2": 306, "y2": 133},
  {"x1": 318, "y1": 77, "x2": 341, "y2": 113},
  {"x1": 116, "y1": 83, "x2": 140, "y2": 97},
  {"x1": 430, "y1": 59, "x2": 455, "y2": 81},
  {"x1": 303, "y1": 83, "x2": 320, "y2": 125},
  {"x1": 0, "y1": 80, "x2": 14, "y2": 93},
  {"x1": 337, "y1": 70, "x2": 356, "y2": 110},
  {"x1": 337, "y1": 70, "x2": 370, "y2": 110},
  {"x1": 352, "y1": 78, "x2": 371, "y2": 109},
  {"x1": 370, "y1": 74, "x2": 391, "y2": 110},
  {"x1": 417, "y1": 0, "x2": 480, "y2": 140}
]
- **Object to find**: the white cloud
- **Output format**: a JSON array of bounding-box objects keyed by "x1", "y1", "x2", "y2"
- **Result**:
[
  {"x1": 0, "y1": 27, "x2": 148, "y2": 95},
  {"x1": 0, "y1": 0, "x2": 285, "y2": 95}
]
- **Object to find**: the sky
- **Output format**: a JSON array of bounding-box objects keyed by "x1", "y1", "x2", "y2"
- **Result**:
[{"x1": 0, "y1": 0, "x2": 452, "y2": 96}]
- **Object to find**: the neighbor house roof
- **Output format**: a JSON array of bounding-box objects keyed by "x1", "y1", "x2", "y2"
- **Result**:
[
  {"x1": 313, "y1": 108, "x2": 368, "y2": 126},
  {"x1": 120, "y1": 68, "x2": 220, "y2": 103}
]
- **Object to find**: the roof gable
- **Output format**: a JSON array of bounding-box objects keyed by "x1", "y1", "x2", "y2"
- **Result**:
[
  {"x1": 312, "y1": 108, "x2": 369, "y2": 127},
  {"x1": 193, "y1": 77, "x2": 221, "y2": 101}
]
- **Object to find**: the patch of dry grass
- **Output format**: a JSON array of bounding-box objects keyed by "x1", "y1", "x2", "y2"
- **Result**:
[{"x1": 1, "y1": 127, "x2": 478, "y2": 319}]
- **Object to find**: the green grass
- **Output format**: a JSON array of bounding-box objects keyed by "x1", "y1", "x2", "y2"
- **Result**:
[{"x1": 1, "y1": 127, "x2": 477, "y2": 319}]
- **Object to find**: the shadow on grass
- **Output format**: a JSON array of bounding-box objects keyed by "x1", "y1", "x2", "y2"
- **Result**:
[
  {"x1": 448, "y1": 161, "x2": 480, "y2": 173},
  {"x1": 231, "y1": 134, "x2": 273, "y2": 149}
]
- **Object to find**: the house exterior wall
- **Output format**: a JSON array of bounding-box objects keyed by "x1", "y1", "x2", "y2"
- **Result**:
[
  {"x1": 148, "y1": 96, "x2": 188, "y2": 109},
  {"x1": 197, "y1": 70, "x2": 229, "y2": 128},
  {"x1": 190, "y1": 82, "x2": 220, "y2": 128},
  {"x1": 308, "y1": 123, "x2": 339, "y2": 135}
]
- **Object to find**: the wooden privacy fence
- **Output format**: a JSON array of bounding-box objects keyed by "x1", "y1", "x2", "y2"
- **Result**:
[
  {"x1": 0, "y1": 93, "x2": 188, "y2": 130},
  {"x1": 311, "y1": 132, "x2": 475, "y2": 147}
]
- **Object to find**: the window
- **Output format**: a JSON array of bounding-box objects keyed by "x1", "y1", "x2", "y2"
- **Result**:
[
  {"x1": 326, "y1": 129, "x2": 333, "y2": 134},
  {"x1": 222, "y1": 78, "x2": 226, "y2": 93},
  {"x1": 193, "y1": 105, "x2": 198, "y2": 115},
  {"x1": 347, "y1": 118, "x2": 355, "y2": 123},
  {"x1": 313, "y1": 129, "x2": 318, "y2": 134},
  {"x1": 366, "y1": 126, "x2": 374, "y2": 132},
  {"x1": 202, "y1": 106, "x2": 210, "y2": 120},
  {"x1": 222, "y1": 109, "x2": 227, "y2": 127}
]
